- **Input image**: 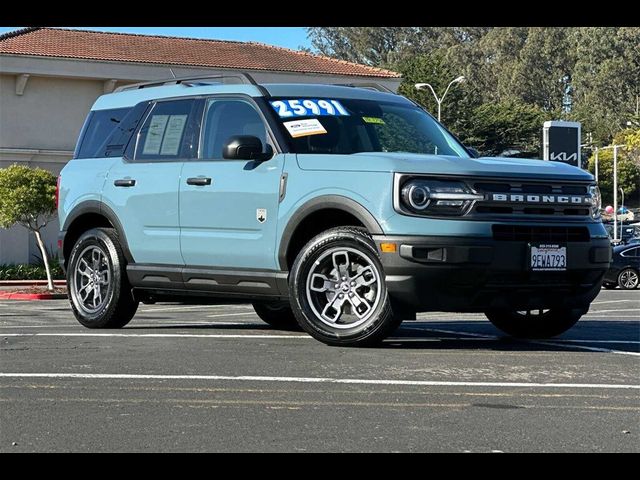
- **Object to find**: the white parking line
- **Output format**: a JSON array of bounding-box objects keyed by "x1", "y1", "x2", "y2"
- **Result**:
[
  {"x1": 205, "y1": 312, "x2": 256, "y2": 318},
  {"x1": 1, "y1": 333, "x2": 310, "y2": 339},
  {"x1": 138, "y1": 304, "x2": 253, "y2": 313},
  {"x1": 591, "y1": 300, "x2": 637, "y2": 305},
  {"x1": 0, "y1": 372, "x2": 638, "y2": 390},
  {"x1": 589, "y1": 307, "x2": 640, "y2": 320}
]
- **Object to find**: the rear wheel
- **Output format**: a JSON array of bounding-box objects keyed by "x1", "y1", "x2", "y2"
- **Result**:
[
  {"x1": 617, "y1": 268, "x2": 639, "y2": 290},
  {"x1": 252, "y1": 301, "x2": 302, "y2": 331},
  {"x1": 289, "y1": 227, "x2": 401, "y2": 347},
  {"x1": 484, "y1": 308, "x2": 583, "y2": 339},
  {"x1": 67, "y1": 228, "x2": 138, "y2": 328}
]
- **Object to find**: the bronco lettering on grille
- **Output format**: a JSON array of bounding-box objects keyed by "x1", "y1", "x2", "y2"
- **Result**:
[{"x1": 491, "y1": 194, "x2": 590, "y2": 204}]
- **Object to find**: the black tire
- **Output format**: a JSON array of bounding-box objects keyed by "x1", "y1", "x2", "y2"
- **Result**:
[
  {"x1": 67, "y1": 228, "x2": 138, "y2": 328},
  {"x1": 617, "y1": 268, "x2": 639, "y2": 290},
  {"x1": 252, "y1": 301, "x2": 302, "y2": 331},
  {"x1": 484, "y1": 308, "x2": 583, "y2": 339},
  {"x1": 602, "y1": 282, "x2": 618, "y2": 290},
  {"x1": 289, "y1": 226, "x2": 401, "y2": 347}
]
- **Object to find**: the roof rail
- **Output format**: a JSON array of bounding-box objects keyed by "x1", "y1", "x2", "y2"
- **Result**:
[
  {"x1": 113, "y1": 72, "x2": 262, "y2": 93},
  {"x1": 333, "y1": 83, "x2": 395, "y2": 93}
]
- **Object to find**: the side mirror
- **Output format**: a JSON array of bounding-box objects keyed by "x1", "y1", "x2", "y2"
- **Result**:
[
  {"x1": 467, "y1": 147, "x2": 480, "y2": 158},
  {"x1": 222, "y1": 135, "x2": 273, "y2": 161}
]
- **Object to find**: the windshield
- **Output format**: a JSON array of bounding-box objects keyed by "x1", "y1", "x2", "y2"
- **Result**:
[{"x1": 268, "y1": 97, "x2": 469, "y2": 157}]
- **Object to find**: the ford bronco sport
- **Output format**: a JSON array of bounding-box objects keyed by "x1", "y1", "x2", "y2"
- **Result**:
[{"x1": 58, "y1": 73, "x2": 611, "y2": 346}]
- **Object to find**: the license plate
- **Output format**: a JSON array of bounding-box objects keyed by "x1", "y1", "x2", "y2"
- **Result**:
[{"x1": 530, "y1": 244, "x2": 567, "y2": 271}]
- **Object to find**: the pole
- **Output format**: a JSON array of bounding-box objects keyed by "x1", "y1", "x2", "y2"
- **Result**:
[
  {"x1": 594, "y1": 147, "x2": 599, "y2": 183},
  {"x1": 437, "y1": 101, "x2": 441, "y2": 122},
  {"x1": 613, "y1": 146, "x2": 618, "y2": 242},
  {"x1": 620, "y1": 187, "x2": 625, "y2": 242}
]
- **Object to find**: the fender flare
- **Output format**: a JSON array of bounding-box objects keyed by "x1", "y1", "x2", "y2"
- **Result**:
[
  {"x1": 277, "y1": 195, "x2": 383, "y2": 270},
  {"x1": 61, "y1": 201, "x2": 134, "y2": 264}
]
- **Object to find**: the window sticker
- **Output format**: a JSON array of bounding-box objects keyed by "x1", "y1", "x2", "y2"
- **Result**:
[
  {"x1": 362, "y1": 116, "x2": 386, "y2": 125},
  {"x1": 270, "y1": 99, "x2": 349, "y2": 117},
  {"x1": 283, "y1": 119, "x2": 327, "y2": 138},
  {"x1": 142, "y1": 115, "x2": 169, "y2": 155},
  {"x1": 160, "y1": 115, "x2": 187, "y2": 155}
]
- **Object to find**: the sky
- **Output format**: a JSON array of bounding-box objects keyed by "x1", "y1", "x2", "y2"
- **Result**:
[{"x1": 0, "y1": 27, "x2": 312, "y2": 51}]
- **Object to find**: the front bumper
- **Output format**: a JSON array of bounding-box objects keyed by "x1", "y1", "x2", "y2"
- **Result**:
[{"x1": 373, "y1": 234, "x2": 611, "y2": 312}]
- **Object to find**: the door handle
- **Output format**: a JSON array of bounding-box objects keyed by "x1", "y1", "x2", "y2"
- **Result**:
[
  {"x1": 186, "y1": 177, "x2": 212, "y2": 186},
  {"x1": 114, "y1": 179, "x2": 136, "y2": 187}
]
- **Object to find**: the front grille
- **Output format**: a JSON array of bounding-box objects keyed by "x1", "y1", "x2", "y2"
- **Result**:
[
  {"x1": 492, "y1": 225, "x2": 590, "y2": 242},
  {"x1": 471, "y1": 180, "x2": 591, "y2": 218}
]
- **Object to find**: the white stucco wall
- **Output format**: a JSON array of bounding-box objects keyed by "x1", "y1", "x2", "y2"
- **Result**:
[{"x1": 0, "y1": 54, "x2": 401, "y2": 266}]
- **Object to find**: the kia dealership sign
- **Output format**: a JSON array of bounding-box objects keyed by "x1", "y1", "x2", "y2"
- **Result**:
[{"x1": 543, "y1": 121, "x2": 582, "y2": 168}]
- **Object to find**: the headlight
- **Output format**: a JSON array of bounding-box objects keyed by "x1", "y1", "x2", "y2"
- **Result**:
[
  {"x1": 589, "y1": 185, "x2": 601, "y2": 219},
  {"x1": 399, "y1": 178, "x2": 483, "y2": 216}
]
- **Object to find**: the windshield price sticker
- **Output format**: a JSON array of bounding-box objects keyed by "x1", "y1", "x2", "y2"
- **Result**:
[
  {"x1": 530, "y1": 244, "x2": 567, "y2": 271},
  {"x1": 271, "y1": 99, "x2": 349, "y2": 118},
  {"x1": 283, "y1": 119, "x2": 328, "y2": 138}
]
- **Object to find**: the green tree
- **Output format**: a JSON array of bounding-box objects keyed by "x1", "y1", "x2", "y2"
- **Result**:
[
  {"x1": 306, "y1": 27, "x2": 491, "y2": 68},
  {"x1": 571, "y1": 28, "x2": 640, "y2": 145},
  {"x1": 588, "y1": 146, "x2": 640, "y2": 207},
  {"x1": 0, "y1": 164, "x2": 57, "y2": 290},
  {"x1": 460, "y1": 101, "x2": 549, "y2": 157},
  {"x1": 396, "y1": 50, "x2": 475, "y2": 135}
]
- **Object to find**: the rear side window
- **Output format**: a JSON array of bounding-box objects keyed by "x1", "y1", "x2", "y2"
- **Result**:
[
  {"x1": 76, "y1": 108, "x2": 131, "y2": 159},
  {"x1": 622, "y1": 247, "x2": 639, "y2": 258},
  {"x1": 134, "y1": 99, "x2": 196, "y2": 161}
]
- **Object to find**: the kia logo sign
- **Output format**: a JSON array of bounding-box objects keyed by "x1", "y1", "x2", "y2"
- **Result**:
[
  {"x1": 543, "y1": 121, "x2": 582, "y2": 168},
  {"x1": 549, "y1": 152, "x2": 578, "y2": 163}
]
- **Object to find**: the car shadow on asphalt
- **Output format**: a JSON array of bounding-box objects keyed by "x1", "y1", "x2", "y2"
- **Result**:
[
  {"x1": 123, "y1": 318, "x2": 640, "y2": 353},
  {"x1": 380, "y1": 320, "x2": 640, "y2": 353}
]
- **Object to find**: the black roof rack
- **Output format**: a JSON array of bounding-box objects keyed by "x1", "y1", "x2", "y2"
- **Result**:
[
  {"x1": 333, "y1": 83, "x2": 395, "y2": 93},
  {"x1": 113, "y1": 72, "x2": 267, "y2": 94}
]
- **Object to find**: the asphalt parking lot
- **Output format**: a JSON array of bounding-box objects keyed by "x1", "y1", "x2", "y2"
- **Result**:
[{"x1": 0, "y1": 288, "x2": 638, "y2": 452}]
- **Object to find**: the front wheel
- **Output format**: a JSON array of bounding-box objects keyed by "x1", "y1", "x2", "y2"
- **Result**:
[
  {"x1": 289, "y1": 227, "x2": 401, "y2": 347},
  {"x1": 617, "y1": 268, "x2": 639, "y2": 290},
  {"x1": 485, "y1": 308, "x2": 583, "y2": 339},
  {"x1": 67, "y1": 228, "x2": 138, "y2": 328}
]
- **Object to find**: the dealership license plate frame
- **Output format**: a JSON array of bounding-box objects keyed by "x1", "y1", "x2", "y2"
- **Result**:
[{"x1": 529, "y1": 243, "x2": 567, "y2": 271}]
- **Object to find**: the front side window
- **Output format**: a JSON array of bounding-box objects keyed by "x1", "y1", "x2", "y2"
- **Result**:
[
  {"x1": 200, "y1": 98, "x2": 268, "y2": 160},
  {"x1": 268, "y1": 97, "x2": 469, "y2": 157},
  {"x1": 621, "y1": 247, "x2": 639, "y2": 258},
  {"x1": 134, "y1": 99, "x2": 195, "y2": 161}
]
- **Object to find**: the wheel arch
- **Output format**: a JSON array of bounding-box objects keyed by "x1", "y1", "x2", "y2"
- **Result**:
[
  {"x1": 278, "y1": 195, "x2": 383, "y2": 271},
  {"x1": 61, "y1": 201, "x2": 133, "y2": 269}
]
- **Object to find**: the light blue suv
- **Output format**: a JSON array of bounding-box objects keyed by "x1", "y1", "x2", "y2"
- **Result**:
[{"x1": 58, "y1": 73, "x2": 611, "y2": 346}]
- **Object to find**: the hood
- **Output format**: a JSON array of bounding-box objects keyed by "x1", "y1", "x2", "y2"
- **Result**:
[{"x1": 296, "y1": 152, "x2": 594, "y2": 182}]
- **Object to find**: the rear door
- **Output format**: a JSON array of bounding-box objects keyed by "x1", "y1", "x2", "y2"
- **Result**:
[{"x1": 102, "y1": 98, "x2": 198, "y2": 267}]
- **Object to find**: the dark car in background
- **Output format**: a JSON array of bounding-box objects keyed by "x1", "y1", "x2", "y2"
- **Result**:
[{"x1": 603, "y1": 245, "x2": 640, "y2": 290}]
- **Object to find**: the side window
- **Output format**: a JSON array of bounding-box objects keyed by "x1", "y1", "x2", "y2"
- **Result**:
[
  {"x1": 76, "y1": 108, "x2": 130, "y2": 159},
  {"x1": 200, "y1": 99, "x2": 268, "y2": 160},
  {"x1": 134, "y1": 99, "x2": 196, "y2": 161},
  {"x1": 621, "y1": 248, "x2": 638, "y2": 258}
]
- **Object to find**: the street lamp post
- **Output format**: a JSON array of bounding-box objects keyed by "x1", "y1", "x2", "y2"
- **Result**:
[
  {"x1": 620, "y1": 187, "x2": 625, "y2": 242},
  {"x1": 415, "y1": 75, "x2": 465, "y2": 122}
]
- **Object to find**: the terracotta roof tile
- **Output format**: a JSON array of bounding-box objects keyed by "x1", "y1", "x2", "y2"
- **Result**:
[{"x1": 0, "y1": 27, "x2": 400, "y2": 78}]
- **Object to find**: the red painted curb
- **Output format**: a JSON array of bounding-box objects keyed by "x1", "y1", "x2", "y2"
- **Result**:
[{"x1": 0, "y1": 292, "x2": 67, "y2": 300}]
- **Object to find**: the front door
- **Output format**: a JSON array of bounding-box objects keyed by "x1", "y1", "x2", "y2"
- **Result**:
[{"x1": 179, "y1": 97, "x2": 284, "y2": 271}]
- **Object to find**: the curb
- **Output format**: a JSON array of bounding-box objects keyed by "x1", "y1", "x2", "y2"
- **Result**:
[
  {"x1": 0, "y1": 292, "x2": 67, "y2": 300},
  {"x1": 0, "y1": 280, "x2": 66, "y2": 287}
]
